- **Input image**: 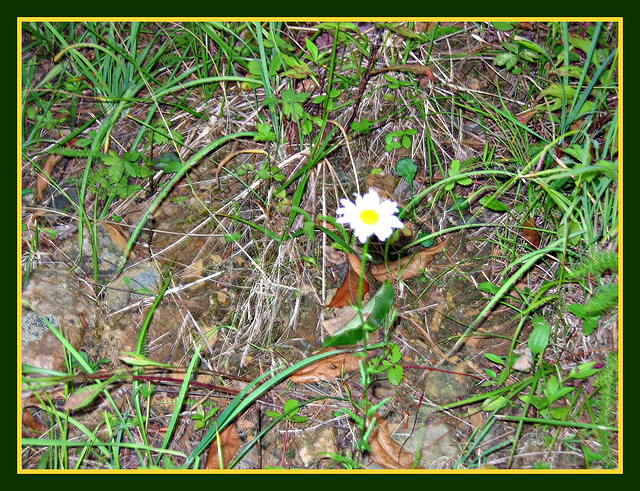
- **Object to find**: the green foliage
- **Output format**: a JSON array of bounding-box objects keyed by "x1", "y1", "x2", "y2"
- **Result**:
[
  {"x1": 254, "y1": 122, "x2": 276, "y2": 142},
  {"x1": 323, "y1": 281, "x2": 395, "y2": 348},
  {"x1": 528, "y1": 316, "x2": 551, "y2": 357},
  {"x1": 592, "y1": 351, "x2": 618, "y2": 468},
  {"x1": 21, "y1": 20, "x2": 618, "y2": 470},
  {"x1": 191, "y1": 405, "x2": 220, "y2": 431},
  {"x1": 444, "y1": 159, "x2": 473, "y2": 192},
  {"x1": 88, "y1": 150, "x2": 154, "y2": 201},
  {"x1": 384, "y1": 128, "x2": 417, "y2": 152},
  {"x1": 370, "y1": 342, "x2": 404, "y2": 386},
  {"x1": 266, "y1": 399, "x2": 309, "y2": 424},
  {"x1": 567, "y1": 250, "x2": 618, "y2": 334},
  {"x1": 396, "y1": 158, "x2": 418, "y2": 196},
  {"x1": 570, "y1": 250, "x2": 618, "y2": 278}
]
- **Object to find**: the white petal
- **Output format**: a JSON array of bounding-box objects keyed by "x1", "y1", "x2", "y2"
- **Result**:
[
  {"x1": 378, "y1": 199, "x2": 399, "y2": 216},
  {"x1": 361, "y1": 189, "x2": 380, "y2": 208}
]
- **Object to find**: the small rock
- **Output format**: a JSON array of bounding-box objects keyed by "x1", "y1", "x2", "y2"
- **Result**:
[
  {"x1": 424, "y1": 363, "x2": 473, "y2": 403},
  {"x1": 22, "y1": 264, "x2": 95, "y2": 371},
  {"x1": 104, "y1": 262, "x2": 161, "y2": 311},
  {"x1": 391, "y1": 420, "x2": 459, "y2": 468},
  {"x1": 292, "y1": 425, "x2": 338, "y2": 468},
  {"x1": 58, "y1": 222, "x2": 131, "y2": 281}
]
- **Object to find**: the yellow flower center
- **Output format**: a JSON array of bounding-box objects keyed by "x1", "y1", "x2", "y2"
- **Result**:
[{"x1": 360, "y1": 209, "x2": 379, "y2": 225}]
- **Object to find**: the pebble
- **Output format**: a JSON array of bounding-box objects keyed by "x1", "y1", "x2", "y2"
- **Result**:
[{"x1": 22, "y1": 264, "x2": 95, "y2": 371}]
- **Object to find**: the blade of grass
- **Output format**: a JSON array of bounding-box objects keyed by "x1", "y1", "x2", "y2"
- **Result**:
[
  {"x1": 183, "y1": 347, "x2": 351, "y2": 467},
  {"x1": 154, "y1": 344, "x2": 202, "y2": 466}
]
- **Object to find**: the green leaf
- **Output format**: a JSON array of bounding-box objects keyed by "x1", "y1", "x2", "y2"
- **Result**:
[
  {"x1": 396, "y1": 158, "x2": 417, "y2": 186},
  {"x1": 567, "y1": 361, "x2": 600, "y2": 380},
  {"x1": 583, "y1": 317, "x2": 599, "y2": 335},
  {"x1": 388, "y1": 343, "x2": 402, "y2": 364},
  {"x1": 478, "y1": 281, "x2": 500, "y2": 294},
  {"x1": 387, "y1": 364, "x2": 404, "y2": 386},
  {"x1": 283, "y1": 398, "x2": 301, "y2": 417},
  {"x1": 567, "y1": 303, "x2": 587, "y2": 319},
  {"x1": 539, "y1": 83, "x2": 576, "y2": 100},
  {"x1": 257, "y1": 168, "x2": 271, "y2": 180},
  {"x1": 305, "y1": 38, "x2": 319, "y2": 62},
  {"x1": 479, "y1": 195, "x2": 509, "y2": 212},
  {"x1": 484, "y1": 353, "x2": 505, "y2": 365},
  {"x1": 351, "y1": 118, "x2": 374, "y2": 134},
  {"x1": 482, "y1": 395, "x2": 508, "y2": 412},
  {"x1": 254, "y1": 122, "x2": 276, "y2": 142},
  {"x1": 528, "y1": 316, "x2": 551, "y2": 357},
  {"x1": 322, "y1": 281, "x2": 395, "y2": 347},
  {"x1": 119, "y1": 351, "x2": 174, "y2": 368},
  {"x1": 161, "y1": 161, "x2": 184, "y2": 173},
  {"x1": 493, "y1": 21, "x2": 518, "y2": 31},
  {"x1": 494, "y1": 52, "x2": 519, "y2": 70}
]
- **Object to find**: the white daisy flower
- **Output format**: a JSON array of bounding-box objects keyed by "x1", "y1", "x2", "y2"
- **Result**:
[{"x1": 336, "y1": 188, "x2": 404, "y2": 243}]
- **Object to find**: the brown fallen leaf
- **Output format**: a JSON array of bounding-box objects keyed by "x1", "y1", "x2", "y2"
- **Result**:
[
  {"x1": 370, "y1": 238, "x2": 450, "y2": 282},
  {"x1": 516, "y1": 109, "x2": 538, "y2": 126},
  {"x1": 289, "y1": 348, "x2": 361, "y2": 384},
  {"x1": 520, "y1": 217, "x2": 541, "y2": 248},
  {"x1": 204, "y1": 423, "x2": 242, "y2": 469},
  {"x1": 326, "y1": 253, "x2": 369, "y2": 308},
  {"x1": 35, "y1": 153, "x2": 64, "y2": 202},
  {"x1": 22, "y1": 409, "x2": 47, "y2": 437},
  {"x1": 369, "y1": 416, "x2": 415, "y2": 469}
]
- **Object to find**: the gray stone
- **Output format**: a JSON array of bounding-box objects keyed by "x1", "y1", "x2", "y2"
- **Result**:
[
  {"x1": 22, "y1": 264, "x2": 95, "y2": 371},
  {"x1": 424, "y1": 364, "x2": 473, "y2": 404},
  {"x1": 104, "y1": 262, "x2": 161, "y2": 311},
  {"x1": 393, "y1": 422, "x2": 459, "y2": 469}
]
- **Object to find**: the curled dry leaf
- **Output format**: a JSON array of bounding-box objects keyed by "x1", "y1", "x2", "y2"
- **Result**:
[
  {"x1": 520, "y1": 217, "x2": 541, "y2": 248},
  {"x1": 326, "y1": 253, "x2": 369, "y2": 308},
  {"x1": 516, "y1": 109, "x2": 538, "y2": 126},
  {"x1": 288, "y1": 348, "x2": 361, "y2": 384},
  {"x1": 369, "y1": 416, "x2": 415, "y2": 469},
  {"x1": 204, "y1": 423, "x2": 242, "y2": 469},
  {"x1": 22, "y1": 409, "x2": 47, "y2": 437},
  {"x1": 370, "y1": 238, "x2": 450, "y2": 282},
  {"x1": 36, "y1": 153, "x2": 64, "y2": 202}
]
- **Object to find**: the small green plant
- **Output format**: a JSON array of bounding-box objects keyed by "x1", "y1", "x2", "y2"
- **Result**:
[
  {"x1": 369, "y1": 342, "x2": 404, "y2": 386},
  {"x1": 266, "y1": 398, "x2": 309, "y2": 424},
  {"x1": 70, "y1": 351, "x2": 111, "y2": 372},
  {"x1": 491, "y1": 22, "x2": 547, "y2": 75},
  {"x1": 191, "y1": 405, "x2": 220, "y2": 431},
  {"x1": 591, "y1": 351, "x2": 618, "y2": 468},
  {"x1": 395, "y1": 157, "x2": 418, "y2": 197},
  {"x1": 86, "y1": 150, "x2": 155, "y2": 202},
  {"x1": 254, "y1": 122, "x2": 277, "y2": 142},
  {"x1": 444, "y1": 159, "x2": 474, "y2": 192},
  {"x1": 235, "y1": 161, "x2": 285, "y2": 183},
  {"x1": 384, "y1": 128, "x2": 417, "y2": 152},
  {"x1": 567, "y1": 250, "x2": 618, "y2": 335}
]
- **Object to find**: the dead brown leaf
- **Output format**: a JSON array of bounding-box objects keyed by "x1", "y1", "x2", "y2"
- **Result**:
[
  {"x1": 289, "y1": 348, "x2": 361, "y2": 384},
  {"x1": 326, "y1": 253, "x2": 369, "y2": 308},
  {"x1": 516, "y1": 109, "x2": 538, "y2": 126},
  {"x1": 520, "y1": 217, "x2": 541, "y2": 248},
  {"x1": 22, "y1": 409, "x2": 47, "y2": 437},
  {"x1": 369, "y1": 416, "x2": 415, "y2": 469},
  {"x1": 370, "y1": 238, "x2": 450, "y2": 282},
  {"x1": 204, "y1": 423, "x2": 242, "y2": 469},
  {"x1": 35, "y1": 153, "x2": 64, "y2": 202}
]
